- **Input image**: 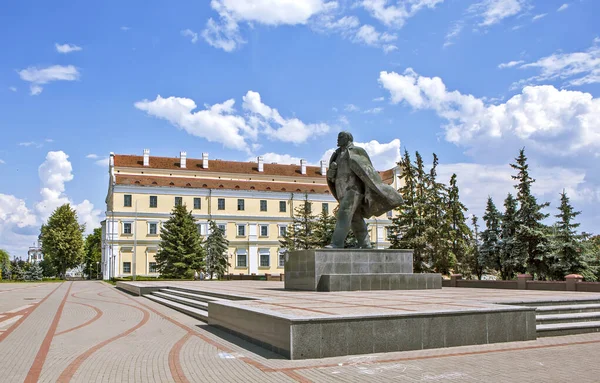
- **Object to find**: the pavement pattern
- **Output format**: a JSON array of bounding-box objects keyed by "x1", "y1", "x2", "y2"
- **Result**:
[{"x1": 0, "y1": 281, "x2": 599, "y2": 382}]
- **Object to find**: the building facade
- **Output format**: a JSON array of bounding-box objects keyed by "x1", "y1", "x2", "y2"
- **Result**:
[
  {"x1": 27, "y1": 239, "x2": 43, "y2": 264},
  {"x1": 101, "y1": 150, "x2": 401, "y2": 280}
]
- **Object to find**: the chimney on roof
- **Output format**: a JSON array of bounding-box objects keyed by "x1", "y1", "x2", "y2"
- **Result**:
[
  {"x1": 300, "y1": 159, "x2": 307, "y2": 175},
  {"x1": 109, "y1": 152, "x2": 115, "y2": 167},
  {"x1": 320, "y1": 160, "x2": 327, "y2": 176},
  {"x1": 202, "y1": 152, "x2": 209, "y2": 169},
  {"x1": 143, "y1": 149, "x2": 150, "y2": 166},
  {"x1": 257, "y1": 156, "x2": 264, "y2": 172},
  {"x1": 180, "y1": 151, "x2": 187, "y2": 168}
]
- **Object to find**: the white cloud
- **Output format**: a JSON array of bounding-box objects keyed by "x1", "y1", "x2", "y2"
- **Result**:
[
  {"x1": 557, "y1": 3, "x2": 568, "y2": 12},
  {"x1": 45, "y1": 138, "x2": 54, "y2": 143},
  {"x1": 345, "y1": 104, "x2": 360, "y2": 112},
  {"x1": 249, "y1": 153, "x2": 305, "y2": 165},
  {"x1": 379, "y1": 68, "x2": 600, "y2": 159},
  {"x1": 242, "y1": 90, "x2": 330, "y2": 144},
  {"x1": 443, "y1": 21, "x2": 463, "y2": 48},
  {"x1": 55, "y1": 43, "x2": 82, "y2": 54},
  {"x1": 18, "y1": 65, "x2": 80, "y2": 95},
  {"x1": 19, "y1": 142, "x2": 36, "y2": 147},
  {"x1": 498, "y1": 60, "x2": 524, "y2": 68},
  {"x1": 469, "y1": 0, "x2": 528, "y2": 27},
  {"x1": 338, "y1": 115, "x2": 350, "y2": 125},
  {"x1": 321, "y1": 138, "x2": 401, "y2": 170},
  {"x1": 353, "y1": 25, "x2": 398, "y2": 52},
  {"x1": 9, "y1": 86, "x2": 17, "y2": 92},
  {"x1": 315, "y1": 15, "x2": 360, "y2": 35},
  {"x1": 361, "y1": 0, "x2": 445, "y2": 28},
  {"x1": 0, "y1": 159, "x2": 4, "y2": 165},
  {"x1": 135, "y1": 95, "x2": 252, "y2": 152},
  {"x1": 373, "y1": 96, "x2": 385, "y2": 102},
  {"x1": 86, "y1": 154, "x2": 99, "y2": 159},
  {"x1": 95, "y1": 158, "x2": 109, "y2": 167},
  {"x1": 120, "y1": 26, "x2": 131, "y2": 31},
  {"x1": 516, "y1": 39, "x2": 600, "y2": 86},
  {"x1": 203, "y1": 0, "x2": 336, "y2": 52},
  {"x1": 181, "y1": 29, "x2": 199, "y2": 43},
  {"x1": 532, "y1": 13, "x2": 547, "y2": 21},
  {"x1": 363, "y1": 107, "x2": 383, "y2": 114},
  {"x1": 73, "y1": 200, "x2": 102, "y2": 232},
  {"x1": 36, "y1": 151, "x2": 74, "y2": 220}
]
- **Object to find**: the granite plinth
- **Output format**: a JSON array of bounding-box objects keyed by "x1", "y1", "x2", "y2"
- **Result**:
[
  {"x1": 284, "y1": 249, "x2": 414, "y2": 291},
  {"x1": 319, "y1": 273, "x2": 442, "y2": 291}
]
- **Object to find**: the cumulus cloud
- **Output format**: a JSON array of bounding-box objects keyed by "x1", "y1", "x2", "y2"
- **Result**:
[
  {"x1": 181, "y1": 29, "x2": 199, "y2": 43},
  {"x1": 55, "y1": 43, "x2": 82, "y2": 53},
  {"x1": 321, "y1": 138, "x2": 401, "y2": 170},
  {"x1": 18, "y1": 64, "x2": 80, "y2": 95},
  {"x1": 379, "y1": 68, "x2": 600, "y2": 159},
  {"x1": 242, "y1": 90, "x2": 330, "y2": 144},
  {"x1": 361, "y1": 0, "x2": 445, "y2": 28},
  {"x1": 469, "y1": 0, "x2": 528, "y2": 27},
  {"x1": 135, "y1": 95, "x2": 252, "y2": 152},
  {"x1": 353, "y1": 25, "x2": 398, "y2": 52}
]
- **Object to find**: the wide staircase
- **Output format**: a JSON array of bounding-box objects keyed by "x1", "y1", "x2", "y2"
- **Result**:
[
  {"x1": 525, "y1": 299, "x2": 600, "y2": 337},
  {"x1": 144, "y1": 287, "x2": 241, "y2": 322}
]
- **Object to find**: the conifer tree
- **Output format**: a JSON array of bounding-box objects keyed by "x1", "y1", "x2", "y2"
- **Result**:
[
  {"x1": 551, "y1": 191, "x2": 587, "y2": 279},
  {"x1": 500, "y1": 193, "x2": 522, "y2": 279},
  {"x1": 40, "y1": 204, "x2": 85, "y2": 278},
  {"x1": 510, "y1": 148, "x2": 551, "y2": 279},
  {"x1": 279, "y1": 193, "x2": 318, "y2": 252},
  {"x1": 28, "y1": 262, "x2": 43, "y2": 281},
  {"x1": 470, "y1": 215, "x2": 484, "y2": 279},
  {"x1": 446, "y1": 174, "x2": 471, "y2": 275},
  {"x1": 12, "y1": 263, "x2": 24, "y2": 281},
  {"x1": 156, "y1": 204, "x2": 205, "y2": 279},
  {"x1": 204, "y1": 220, "x2": 230, "y2": 279},
  {"x1": 481, "y1": 197, "x2": 502, "y2": 274},
  {"x1": 424, "y1": 154, "x2": 452, "y2": 274},
  {"x1": 313, "y1": 209, "x2": 337, "y2": 248}
]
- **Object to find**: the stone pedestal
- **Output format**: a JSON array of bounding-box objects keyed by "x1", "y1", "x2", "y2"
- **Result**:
[{"x1": 284, "y1": 249, "x2": 441, "y2": 291}]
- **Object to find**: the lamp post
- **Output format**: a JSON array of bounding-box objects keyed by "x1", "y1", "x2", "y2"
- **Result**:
[{"x1": 96, "y1": 261, "x2": 99, "y2": 280}]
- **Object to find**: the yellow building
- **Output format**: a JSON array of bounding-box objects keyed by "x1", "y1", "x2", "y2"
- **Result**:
[{"x1": 101, "y1": 150, "x2": 400, "y2": 279}]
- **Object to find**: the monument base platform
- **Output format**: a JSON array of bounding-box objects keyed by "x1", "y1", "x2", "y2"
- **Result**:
[
  {"x1": 318, "y1": 273, "x2": 441, "y2": 291},
  {"x1": 208, "y1": 298, "x2": 536, "y2": 359}
]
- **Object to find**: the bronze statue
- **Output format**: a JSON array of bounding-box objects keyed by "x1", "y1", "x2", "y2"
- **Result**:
[{"x1": 325, "y1": 131, "x2": 404, "y2": 248}]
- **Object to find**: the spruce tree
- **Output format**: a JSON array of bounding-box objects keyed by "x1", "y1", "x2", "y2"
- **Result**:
[
  {"x1": 13, "y1": 263, "x2": 24, "y2": 281},
  {"x1": 481, "y1": 197, "x2": 502, "y2": 275},
  {"x1": 551, "y1": 191, "x2": 587, "y2": 279},
  {"x1": 500, "y1": 193, "x2": 522, "y2": 279},
  {"x1": 510, "y1": 148, "x2": 551, "y2": 279},
  {"x1": 156, "y1": 204, "x2": 205, "y2": 279},
  {"x1": 470, "y1": 215, "x2": 484, "y2": 280},
  {"x1": 446, "y1": 174, "x2": 472, "y2": 275},
  {"x1": 313, "y1": 209, "x2": 337, "y2": 248},
  {"x1": 279, "y1": 193, "x2": 318, "y2": 252},
  {"x1": 40, "y1": 204, "x2": 85, "y2": 278},
  {"x1": 28, "y1": 262, "x2": 43, "y2": 281},
  {"x1": 204, "y1": 220, "x2": 230, "y2": 279}
]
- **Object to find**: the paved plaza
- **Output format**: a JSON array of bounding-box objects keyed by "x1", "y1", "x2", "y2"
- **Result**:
[{"x1": 0, "y1": 281, "x2": 600, "y2": 382}]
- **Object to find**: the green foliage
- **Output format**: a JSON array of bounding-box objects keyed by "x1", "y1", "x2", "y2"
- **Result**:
[
  {"x1": 0, "y1": 249, "x2": 10, "y2": 280},
  {"x1": 481, "y1": 197, "x2": 503, "y2": 273},
  {"x1": 204, "y1": 220, "x2": 230, "y2": 279},
  {"x1": 27, "y1": 263, "x2": 43, "y2": 281},
  {"x1": 313, "y1": 209, "x2": 337, "y2": 248},
  {"x1": 470, "y1": 216, "x2": 484, "y2": 279},
  {"x1": 499, "y1": 193, "x2": 521, "y2": 279},
  {"x1": 279, "y1": 193, "x2": 318, "y2": 252},
  {"x1": 40, "y1": 204, "x2": 85, "y2": 277},
  {"x1": 156, "y1": 204, "x2": 205, "y2": 279},
  {"x1": 446, "y1": 174, "x2": 472, "y2": 275},
  {"x1": 511, "y1": 148, "x2": 551, "y2": 279},
  {"x1": 39, "y1": 257, "x2": 57, "y2": 278},
  {"x1": 84, "y1": 228, "x2": 102, "y2": 279}
]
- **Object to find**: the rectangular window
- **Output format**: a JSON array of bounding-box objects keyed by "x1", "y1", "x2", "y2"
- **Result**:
[
  {"x1": 123, "y1": 222, "x2": 132, "y2": 234},
  {"x1": 193, "y1": 197, "x2": 201, "y2": 209},
  {"x1": 306, "y1": 202, "x2": 312, "y2": 212},
  {"x1": 260, "y1": 224, "x2": 269, "y2": 237},
  {"x1": 279, "y1": 252, "x2": 286, "y2": 267},
  {"x1": 175, "y1": 196, "x2": 182, "y2": 206},
  {"x1": 149, "y1": 262, "x2": 157, "y2": 273},
  {"x1": 124, "y1": 194, "x2": 132, "y2": 207},
  {"x1": 218, "y1": 198, "x2": 225, "y2": 210},
  {"x1": 279, "y1": 201, "x2": 286, "y2": 213},
  {"x1": 237, "y1": 199, "x2": 245, "y2": 211},
  {"x1": 259, "y1": 250, "x2": 270, "y2": 267},
  {"x1": 123, "y1": 262, "x2": 131, "y2": 273},
  {"x1": 260, "y1": 200, "x2": 267, "y2": 212},
  {"x1": 237, "y1": 250, "x2": 247, "y2": 267},
  {"x1": 237, "y1": 224, "x2": 246, "y2": 237},
  {"x1": 387, "y1": 210, "x2": 393, "y2": 218},
  {"x1": 322, "y1": 203, "x2": 329, "y2": 215},
  {"x1": 149, "y1": 196, "x2": 157, "y2": 208},
  {"x1": 278, "y1": 225, "x2": 287, "y2": 237},
  {"x1": 149, "y1": 223, "x2": 157, "y2": 235},
  {"x1": 217, "y1": 223, "x2": 226, "y2": 234}
]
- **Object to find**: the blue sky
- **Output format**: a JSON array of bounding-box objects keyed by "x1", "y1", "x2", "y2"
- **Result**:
[{"x1": 1, "y1": 0, "x2": 599, "y2": 257}]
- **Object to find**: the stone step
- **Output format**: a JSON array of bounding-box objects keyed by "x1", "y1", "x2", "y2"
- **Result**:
[
  {"x1": 536, "y1": 320, "x2": 600, "y2": 337},
  {"x1": 167, "y1": 286, "x2": 251, "y2": 301},
  {"x1": 152, "y1": 291, "x2": 209, "y2": 311},
  {"x1": 536, "y1": 311, "x2": 600, "y2": 324},
  {"x1": 159, "y1": 288, "x2": 221, "y2": 303},
  {"x1": 536, "y1": 303, "x2": 600, "y2": 315},
  {"x1": 145, "y1": 294, "x2": 208, "y2": 321},
  {"x1": 523, "y1": 299, "x2": 600, "y2": 307}
]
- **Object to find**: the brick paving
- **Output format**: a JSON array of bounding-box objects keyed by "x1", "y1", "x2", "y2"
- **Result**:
[{"x1": 0, "y1": 281, "x2": 599, "y2": 382}]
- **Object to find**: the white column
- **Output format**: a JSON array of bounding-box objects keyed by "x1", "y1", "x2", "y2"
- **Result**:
[
  {"x1": 248, "y1": 223, "x2": 258, "y2": 274},
  {"x1": 376, "y1": 226, "x2": 385, "y2": 249}
]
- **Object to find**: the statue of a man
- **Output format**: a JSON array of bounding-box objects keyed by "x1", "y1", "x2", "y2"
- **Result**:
[{"x1": 325, "y1": 131, "x2": 404, "y2": 248}]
